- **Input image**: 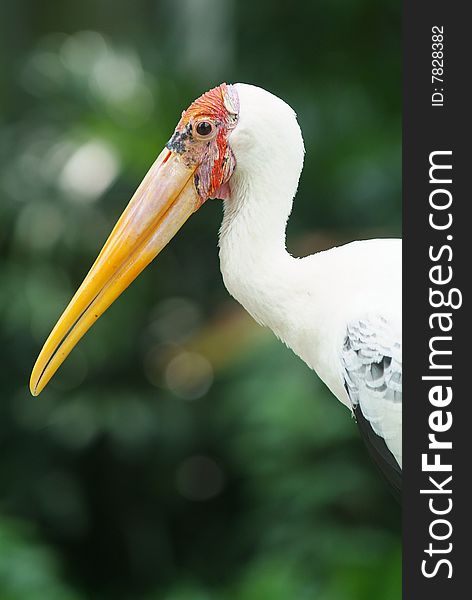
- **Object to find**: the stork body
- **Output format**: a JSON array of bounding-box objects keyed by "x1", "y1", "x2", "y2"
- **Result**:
[
  {"x1": 31, "y1": 83, "x2": 402, "y2": 493},
  {"x1": 219, "y1": 84, "x2": 402, "y2": 479}
]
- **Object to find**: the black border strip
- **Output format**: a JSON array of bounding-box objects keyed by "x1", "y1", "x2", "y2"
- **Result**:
[{"x1": 404, "y1": 2, "x2": 468, "y2": 597}]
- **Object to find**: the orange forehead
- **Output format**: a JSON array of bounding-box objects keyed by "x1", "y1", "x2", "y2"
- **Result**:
[{"x1": 178, "y1": 83, "x2": 238, "y2": 126}]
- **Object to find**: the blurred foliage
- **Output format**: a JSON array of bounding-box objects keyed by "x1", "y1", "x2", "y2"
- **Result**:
[{"x1": 1, "y1": 0, "x2": 400, "y2": 598}]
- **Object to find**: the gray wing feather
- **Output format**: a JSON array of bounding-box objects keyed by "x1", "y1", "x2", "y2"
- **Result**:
[{"x1": 342, "y1": 314, "x2": 402, "y2": 468}]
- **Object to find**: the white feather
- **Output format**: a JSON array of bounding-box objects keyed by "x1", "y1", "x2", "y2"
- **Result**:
[{"x1": 218, "y1": 83, "x2": 402, "y2": 466}]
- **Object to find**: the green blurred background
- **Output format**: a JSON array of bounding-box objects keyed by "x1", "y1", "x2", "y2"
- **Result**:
[{"x1": 0, "y1": 1, "x2": 401, "y2": 598}]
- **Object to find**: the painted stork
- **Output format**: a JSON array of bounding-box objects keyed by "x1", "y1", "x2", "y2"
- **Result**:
[{"x1": 30, "y1": 83, "x2": 402, "y2": 495}]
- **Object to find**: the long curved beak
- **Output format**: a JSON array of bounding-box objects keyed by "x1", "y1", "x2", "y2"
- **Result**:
[{"x1": 30, "y1": 148, "x2": 202, "y2": 396}]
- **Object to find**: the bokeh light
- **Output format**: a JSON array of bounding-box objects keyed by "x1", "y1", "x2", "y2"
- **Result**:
[
  {"x1": 165, "y1": 351, "x2": 213, "y2": 400},
  {"x1": 176, "y1": 455, "x2": 225, "y2": 501}
]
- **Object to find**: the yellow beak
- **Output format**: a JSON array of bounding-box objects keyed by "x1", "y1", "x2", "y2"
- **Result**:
[{"x1": 30, "y1": 148, "x2": 202, "y2": 396}]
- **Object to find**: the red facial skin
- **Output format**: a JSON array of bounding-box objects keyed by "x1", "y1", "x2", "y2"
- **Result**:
[{"x1": 166, "y1": 83, "x2": 239, "y2": 202}]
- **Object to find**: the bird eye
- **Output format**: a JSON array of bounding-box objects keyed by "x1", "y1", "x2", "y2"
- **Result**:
[{"x1": 196, "y1": 121, "x2": 214, "y2": 137}]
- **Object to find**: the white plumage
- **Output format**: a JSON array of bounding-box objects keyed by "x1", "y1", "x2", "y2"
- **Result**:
[{"x1": 219, "y1": 84, "x2": 402, "y2": 471}]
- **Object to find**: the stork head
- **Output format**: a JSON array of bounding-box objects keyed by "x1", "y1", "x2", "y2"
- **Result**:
[
  {"x1": 30, "y1": 83, "x2": 240, "y2": 395},
  {"x1": 30, "y1": 83, "x2": 303, "y2": 395},
  {"x1": 167, "y1": 83, "x2": 239, "y2": 200}
]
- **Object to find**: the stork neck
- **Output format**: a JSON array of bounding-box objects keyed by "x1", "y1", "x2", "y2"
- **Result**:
[
  {"x1": 219, "y1": 142, "x2": 302, "y2": 257},
  {"x1": 218, "y1": 173, "x2": 301, "y2": 330},
  {"x1": 219, "y1": 175, "x2": 294, "y2": 267}
]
